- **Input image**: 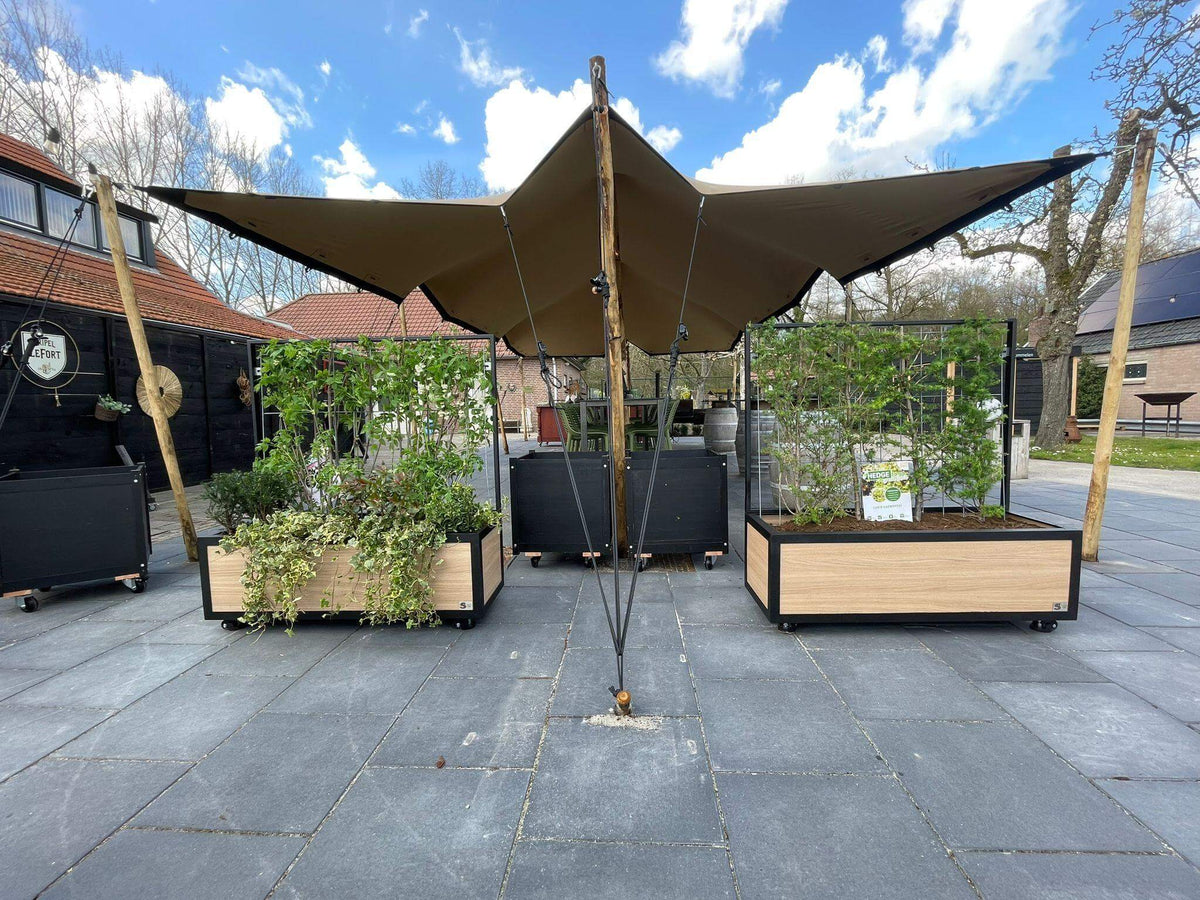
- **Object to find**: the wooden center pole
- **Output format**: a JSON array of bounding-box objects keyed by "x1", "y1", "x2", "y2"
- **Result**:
[
  {"x1": 1081, "y1": 127, "x2": 1157, "y2": 562},
  {"x1": 93, "y1": 173, "x2": 199, "y2": 561},
  {"x1": 590, "y1": 55, "x2": 629, "y2": 551}
]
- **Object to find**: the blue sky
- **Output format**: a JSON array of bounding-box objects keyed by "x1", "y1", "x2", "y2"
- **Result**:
[{"x1": 69, "y1": 0, "x2": 1118, "y2": 196}]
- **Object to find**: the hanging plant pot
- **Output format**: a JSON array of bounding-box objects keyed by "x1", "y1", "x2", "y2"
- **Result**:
[{"x1": 94, "y1": 402, "x2": 119, "y2": 422}]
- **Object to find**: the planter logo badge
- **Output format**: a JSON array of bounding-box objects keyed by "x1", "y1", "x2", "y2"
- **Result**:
[
  {"x1": 860, "y1": 459, "x2": 914, "y2": 523},
  {"x1": 6, "y1": 320, "x2": 79, "y2": 392}
]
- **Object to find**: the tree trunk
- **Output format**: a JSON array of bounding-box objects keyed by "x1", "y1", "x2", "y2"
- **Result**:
[{"x1": 1035, "y1": 351, "x2": 1072, "y2": 448}]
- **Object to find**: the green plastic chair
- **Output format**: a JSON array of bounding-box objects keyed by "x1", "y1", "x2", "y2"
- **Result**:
[
  {"x1": 584, "y1": 404, "x2": 610, "y2": 451},
  {"x1": 555, "y1": 404, "x2": 582, "y2": 452},
  {"x1": 626, "y1": 398, "x2": 680, "y2": 451}
]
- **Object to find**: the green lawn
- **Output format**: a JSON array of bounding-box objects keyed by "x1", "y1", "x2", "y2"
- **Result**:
[{"x1": 1031, "y1": 434, "x2": 1200, "y2": 472}]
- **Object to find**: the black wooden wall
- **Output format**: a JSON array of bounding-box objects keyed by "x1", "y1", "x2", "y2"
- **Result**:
[
  {"x1": 1014, "y1": 353, "x2": 1046, "y2": 434},
  {"x1": 1, "y1": 299, "x2": 258, "y2": 490}
]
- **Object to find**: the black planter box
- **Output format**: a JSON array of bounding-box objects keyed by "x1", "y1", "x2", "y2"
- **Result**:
[
  {"x1": 625, "y1": 449, "x2": 728, "y2": 556},
  {"x1": 0, "y1": 465, "x2": 150, "y2": 608},
  {"x1": 744, "y1": 511, "x2": 1080, "y2": 629},
  {"x1": 510, "y1": 450, "x2": 613, "y2": 556}
]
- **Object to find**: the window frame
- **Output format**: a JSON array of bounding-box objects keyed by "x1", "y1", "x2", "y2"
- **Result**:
[
  {"x1": 0, "y1": 169, "x2": 42, "y2": 230},
  {"x1": 1123, "y1": 361, "x2": 1148, "y2": 383}
]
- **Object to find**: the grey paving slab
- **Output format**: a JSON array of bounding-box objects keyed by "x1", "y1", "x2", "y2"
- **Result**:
[
  {"x1": 1032, "y1": 609, "x2": 1175, "y2": 651},
  {"x1": 1085, "y1": 590, "x2": 1200, "y2": 627},
  {"x1": 0, "y1": 597, "x2": 122, "y2": 642},
  {"x1": 570, "y1": 596, "x2": 682, "y2": 649},
  {"x1": 682, "y1": 625, "x2": 819, "y2": 680},
  {"x1": 503, "y1": 841, "x2": 736, "y2": 899},
  {"x1": 579, "y1": 573, "x2": 674, "y2": 602},
  {"x1": 7, "y1": 643, "x2": 216, "y2": 709},
  {"x1": 799, "y1": 625, "x2": 928, "y2": 650},
  {"x1": 1141, "y1": 626, "x2": 1200, "y2": 656},
  {"x1": 197, "y1": 626, "x2": 355, "y2": 677},
  {"x1": 503, "y1": 557, "x2": 588, "y2": 587},
  {"x1": 1100, "y1": 779, "x2": 1200, "y2": 866},
  {"x1": 1072, "y1": 651, "x2": 1200, "y2": 722},
  {"x1": 0, "y1": 666, "x2": 54, "y2": 700},
  {"x1": 136, "y1": 711, "x2": 391, "y2": 833},
  {"x1": 553, "y1": 646, "x2": 696, "y2": 716},
  {"x1": 958, "y1": 850, "x2": 1200, "y2": 900},
  {"x1": 268, "y1": 643, "x2": 444, "y2": 715},
  {"x1": 0, "y1": 705, "x2": 113, "y2": 781},
  {"x1": 523, "y1": 718, "x2": 722, "y2": 842},
  {"x1": 0, "y1": 619, "x2": 157, "y2": 669},
  {"x1": 346, "y1": 623, "x2": 461, "y2": 650},
  {"x1": 916, "y1": 625, "x2": 1110, "y2": 683},
  {"x1": 58, "y1": 674, "x2": 288, "y2": 761},
  {"x1": 669, "y1": 565, "x2": 747, "y2": 590},
  {"x1": 1165, "y1": 558, "x2": 1200, "y2": 576},
  {"x1": 979, "y1": 681, "x2": 1200, "y2": 778},
  {"x1": 1110, "y1": 572, "x2": 1200, "y2": 604},
  {"x1": 697, "y1": 678, "x2": 883, "y2": 774},
  {"x1": 719, "y1": 773, "x2": 974, "y2": 900},
  {"x1": 673, "y1": 586, "x2": 765, "y2": 625},
  {"x1": 816, "y1": 649, "x2": 1005, "y2": 721},
  {"x1": 0, "y1": 758, "x2": 188, "y2": 899},
  {"x1": 486, "y1": 584, "x2": 579, "y2": 624},
  {"x1": 1085, "y1": 550, "x2": 1179, "y2": 575},
  {"x1": 80, "y1": 590, "x2": 200, "y2": 622},
  {"x1": 276, "y1": 767, "x2": 527, "y2": 899},
  {"x1": 139, "y1": 608, "x2": 249, "y2": 645},
  {"x1": 373, "y1": 675, "x2": 551, "y2": 768},
  {"x1": 40, "y1": 829, "x2": 304, "y2": 900},
  {"x1": 867, "y1": 721, "x2": 1160, "y2": 850},
  {"x1": 436, "y1": 624, "x2": 568, "y2": 678}
]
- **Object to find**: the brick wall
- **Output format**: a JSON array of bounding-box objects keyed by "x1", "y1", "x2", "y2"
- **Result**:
[
  {"x1": 1087, "y1": 343, "x2": 1200, "y2": 422},
  {"x1": 495, "y1": 358, "x2": 581, "y2": 430}
]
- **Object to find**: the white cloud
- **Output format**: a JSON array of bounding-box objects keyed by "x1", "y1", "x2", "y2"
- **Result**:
[
  {"x1": 315, "y1": 138, "x2": 402, "y2": 199},
  {"x1": 759, "y1": 77, "x2": 782, "y2": 96},
  {"x1": 647, "y1": 125, "x2": 683, "y2": 154},
  {"x1": 655, "y1": 0, "x2": 788, "y2": 98},
  {"x1": 395, "y1": 122, "x2": 417, "y2": 135},
  {"x1": 408, "y1": 9, "x2": 429, "y2": 37},
  {"x1": 235, "y1": 62, "x2": 311, "y2": 130},
  {"x1": 318, "y1": 59, "x2": 331, "y2": 77},
  {"x1": 865, "y1": 35, "x2": 890, "y2": 73},
  {"x1": 414, "y1": 99, "x2": 430, "y2": 114},
  {"x1": 453, "y1": 28, "x2": 524, "y2": 87},
  {"x1": 205, "y1": 78, "x2": 288, "y2": 154},
  {"x1": 697, "y1": 0, "x2": 1070, "y2": 184},
  {"x1": 479, "y1": 79, "x2": 681, "y2": 191},
  {"x1": 432, "y1": 116, "x2": 459, "y2": 144},
  {"x1": 903, "y1": 0, "x2": 958, "y2": 54}
]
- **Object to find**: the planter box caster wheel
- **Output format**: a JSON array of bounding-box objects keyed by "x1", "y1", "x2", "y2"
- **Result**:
[
  {"x1": 18, "y1": 595, "x2": 38, "y2": 612},
  {"x1": 1030, "y1": 619, "x2": 1057, "y2": 633},
  {"x1": 704, "y1": 557, "x2": 714, "y2": 570},
  {"x1": 777, "y1": 622, "x2": 798, "y2": 633},
  {"x1": 123, "y1": 576, "x2": 147, "y2": 593},
  {"x1": 220, "y1": 619, "x2": 247, "y2": 631},
  {"x1": 637, "y1": 558, "x2": 647, "y2": 572},
  {"x1": 584, "y1": 558, "x2": 595, "y2": 569},
  {"x1": 530, "y1": 556, "x2": 539, "y2": 568},
  {"x1": 455, "y1": 618, "x2": 476, "y2": 630}
]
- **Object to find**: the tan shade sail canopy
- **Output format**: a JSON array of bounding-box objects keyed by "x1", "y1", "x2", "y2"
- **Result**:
[{"x1": 145, "y1": 108, "x2": 1092, "y2": 356}]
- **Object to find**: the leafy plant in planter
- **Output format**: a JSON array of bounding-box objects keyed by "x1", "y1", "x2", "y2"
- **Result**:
[
  {"x1": 202, "y1": 470, "x2": 295, "y2": 534},
  {"x1": 94, "y1": 394, "x2": 131, "y2": 421},
  {"x1": 222, "y1": 336, "x2": 501, "y2": 630}
]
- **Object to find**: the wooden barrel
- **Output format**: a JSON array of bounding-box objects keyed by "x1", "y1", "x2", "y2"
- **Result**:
[
  {"x1": 736, "y1": 406, "x2": 777, "y2": 478},
  {"x1": 702, "y1": 406, "x2": 738, "y2": 454}
]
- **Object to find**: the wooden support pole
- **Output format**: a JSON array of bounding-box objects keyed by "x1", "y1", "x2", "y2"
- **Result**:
[
  {"x1": 93, "y1": 173, "x2": 198, "y2": 561},
  {"x1": 590, "y1": 55, "x2": 629, "y2": 551},
  {"x1": 1081, "y1": 127, "x2": 1157, "y2": 562}
]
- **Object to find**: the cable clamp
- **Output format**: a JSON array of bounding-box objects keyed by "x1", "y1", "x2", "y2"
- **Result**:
[{"x1": 590, "y1": 271, "x2": 610, "y2": 301}]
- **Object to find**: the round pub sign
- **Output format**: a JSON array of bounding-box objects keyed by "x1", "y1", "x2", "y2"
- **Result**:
[{"x1": 7, "y1": 319, "x2": 80, "y2": 391}]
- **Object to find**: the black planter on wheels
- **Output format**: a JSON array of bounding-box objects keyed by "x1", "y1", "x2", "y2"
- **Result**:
[
  {"x1": 625, "y1": 448, "x2": 728, "y2": 567},
  {"x1": 510, "y1": 450, "x2": 612, "y2": 565},
  {"x1": 0, "y1": 465, "x2": 151, "y2": 611}
]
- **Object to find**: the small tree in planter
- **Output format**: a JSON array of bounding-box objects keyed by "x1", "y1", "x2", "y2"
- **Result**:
[{"x1": 216, "y1": 336, "x2": 502, "y2": 631}]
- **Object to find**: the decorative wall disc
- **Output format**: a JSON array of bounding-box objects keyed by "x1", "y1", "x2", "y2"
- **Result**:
[{"x1": 136, "y1": 365, "x2": 183, "y2": 418}]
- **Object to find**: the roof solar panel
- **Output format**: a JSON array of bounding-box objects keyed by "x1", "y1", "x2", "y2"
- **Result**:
[{"x1": 1077, "y1": 248, "x2": 1200, "y2": 333}]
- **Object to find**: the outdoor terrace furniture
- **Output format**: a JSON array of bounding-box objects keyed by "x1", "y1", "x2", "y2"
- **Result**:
[
  {"x1": 626, "y1": 398, "x2": 681, "y2": 450},
  {"x1": 1136, "y1": 391, "x2": 1195, "y2": 437}
]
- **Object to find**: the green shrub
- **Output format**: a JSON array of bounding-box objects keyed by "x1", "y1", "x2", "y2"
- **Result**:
[
  {"x1": 202, "y1": 470, "x2": 295, "y2": 534},
  {"x1": 1075, "y1": 357, "x2": 1105, "y2": 419}
]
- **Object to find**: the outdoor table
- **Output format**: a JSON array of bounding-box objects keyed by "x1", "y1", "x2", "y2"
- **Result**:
[
  {"x1": 1135, "y1": 391, "x2": 1195, "y2": 437},
  {"x1": 577, "y1": 398, "x2": 665, "y2": 447}
]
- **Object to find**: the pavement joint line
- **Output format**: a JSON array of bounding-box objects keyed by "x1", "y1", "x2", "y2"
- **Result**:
[
  {"x1": 676, "y1": 583, "x2": 742, "y2": 899},
  {"x1": 496, "y1": 572, "x2": 578, "y2": 900},
  {"x1": 513, "y1": 835, "x2": 731, "y2": 848},
  {"x1": 264, "y1": 633, "x2": 460, "y2": 899},
  {"x1": 364, "y1": 762, "x2": 536, "y2": 772},
  {"x1": 122, "y1": 824, "x2": 312, "y2": 838},
  {"x1": 33, "y1": 622, "x2": 363, "y2": 898},
  {"x1": 799, "y1": 635, "x2": 987, "y2": 899}
]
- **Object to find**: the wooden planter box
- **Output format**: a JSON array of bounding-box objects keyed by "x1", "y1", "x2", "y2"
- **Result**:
[
  {"x1": 744, "y1": 512, "x2": 1080, "y2": 629},
  {"x1": 625, "y1": 449, "x2": 728, "y2": 565},
  {"x1": 1, "y1": 465, "x2": 150, "y2": 612},
  {"x1": 510, "y1": 451, "x2": 613, "y2": 560},
  {"x1": 199, "y1": 524, "x2": 503, "y2": 628}
]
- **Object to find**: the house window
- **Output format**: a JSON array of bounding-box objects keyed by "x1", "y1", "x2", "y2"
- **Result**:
[
  {"x1": 99, "y1": 214, "x2": 144, "y2": 261},
  {"x1": 45, "y1": 187, "x2": 97, "y2": 248},
  {"x1": 0, "y1": 171, "x2": 39, "y2": 227},
  {"x1": 1124, "y1": 362, "x2": 1147, "y2": 382}
]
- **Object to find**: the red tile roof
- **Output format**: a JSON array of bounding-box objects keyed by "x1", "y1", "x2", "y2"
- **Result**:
[
  {"x1": 0, "y1": 133, "x2": 76, "y2": 185},
  {"x1": 273, "y1": 288, "x2": 518, "y2": 356},
  {"x1": 0, "y1": 133, "x2": 296, "y2": 340}
]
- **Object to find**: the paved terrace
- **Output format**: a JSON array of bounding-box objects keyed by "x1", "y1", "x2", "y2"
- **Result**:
[{"x1": 3, "y1": 446, "x2": 1200, "y2": 898}]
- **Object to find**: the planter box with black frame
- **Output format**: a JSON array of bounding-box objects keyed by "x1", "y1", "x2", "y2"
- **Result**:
[
  {"x1": 198, "y1": 523, "x2": 504, "y2": 629},
  {"x1": 1, "y1": 464, "x2": 150, "y2": 611},
  {"x1": 510, "y1": 450, "x2": 612, "y2": 566},
  {"x1": 742, "y1": 319, "x2": 1081, "y2": 632},
  {"x1": 625, "y1": 448, "x2": 728, "y2": 569}
]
